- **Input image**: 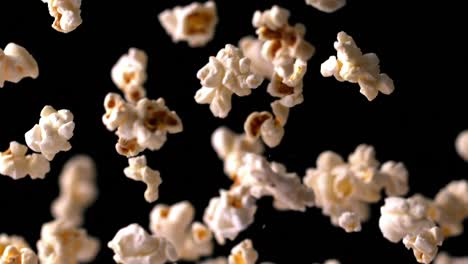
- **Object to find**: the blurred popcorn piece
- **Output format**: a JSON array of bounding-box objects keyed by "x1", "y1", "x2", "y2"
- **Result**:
[
  {"x1": 149, "y1": 201, "x2": 213, "y2": 261},
  {"x1": 321, "y1": 31, "x2": 394, "y2": 101},
  {"x1": 41, "y1": 0, "x2": 82, "y2": 33},
  {"x1": 0, "y1": 141, "x2": 50, "y2": 180},
  {"x1": 25, "y1": 105, "x2": 75, "y2": 161},
  {"x1": 195, "y1": 44, "x2": 264, "y2": 118},
  {"x1": 305, "y1": 0, "x2": 346, "y2": 13},
  {"x1": 51, "y1": 155, "x2": 97, "y2": 226},
  {"x1": 435, "y1": 252, "x2": 468, "y2": 264},
  {"x1": 37, "y1": 220, "x2": 100, "y2": 264},
  {"x1": 228, "y1": 239, "x2": 258, "y2": 264},
  {"x1": 433, "y1": 180, "x2": 468, "y2": 237},
  {"x1": 239, "y1": 37, "x2": 274, "y2": 79},
  {"x1": 455, "y1": 130, "x2": 468, "y2": 161},
  {"x1": 0, "y1": 234, "x2": 38, "y2": 264},
  {"x1": 338, "y1": 212, "x2": 361, "y2": 232},
  {"x1": 108, "y1": 223, "x2": 178, "y2": 264},
  {"x1": 159, "y1": 1, "x2": 218, "y2": 47},
  {"x1": 0, "y1": 43, "x2": 39, "y2": 88},
  {"x1": 111, "y1": 48, "x2": 148, "y2": 103},
  {"x1": 124, "y1": 155, "x2": 162, "y2": 203},
  {"x1": 200, "y1": 257, "x2": 228, "y2": 264}
]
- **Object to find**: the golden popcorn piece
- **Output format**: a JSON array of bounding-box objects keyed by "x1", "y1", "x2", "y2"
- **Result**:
[{"x1": 228, "y1": 239, "x2": 258, "y2": 264}]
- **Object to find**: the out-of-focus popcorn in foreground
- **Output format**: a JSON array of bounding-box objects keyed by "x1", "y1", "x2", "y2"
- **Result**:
[
  {"x1": 321, "y1": 31, "x2": 394, "y2": 101},
  {"x1": 305, "y1": 0, "x2": 346, "y2": 13},
  {"x1": 0, "y1": 234, "x2": 38, "y2": 264},
  {"x1": 51, "y1": 155, "x2": 97, "y2": 226},
  {"x1": 455, "y1": 130, "x2": 468, "y2": 161},
  {"x1": 435, "y1": 252, "x2": 468, "y2": 264},
  {"x1": 149, "y1": 201, "x2": 213, "y2": 261},
  {"x1": 159, "y1": 1, "x2": 218, "y2": 47},
  {"x1": 195, "y1": 44, "x2": 264, "y2": 118},
  {"x1": 25, "y1": 105, "x2": 75, "y2": 161},
  {"x1": 124, "y1": 155, "x2": 162, "y2": 203},
  {"x1": 0, "y1": 43, "x2": 39, "y2": 88},
  {"x1": 108, "y1": 223, "x2": 178, "y2": 264},
  {"x1": 41, "y1": 0, "x2": 82, "y2": 33},
  {"x1": 228, "y1": 239, "x2": 258, "y2": 264}
]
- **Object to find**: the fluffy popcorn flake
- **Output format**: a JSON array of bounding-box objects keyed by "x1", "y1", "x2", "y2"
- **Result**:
[
  {"x1": 321, "y1": 31, "x2": 394, "y2": 101},
  {"x1": 159, "y1": 1, "x2": 218, "y2": 47},
  {"x1": 455, "y1": 130, "x2": 468, "y2": 161},
  {"x1": 108, "y1": 223, "x2": 177, "y2": 264},
  {"x1": 195, "y1": 44, "x2": 264, "y2": 118},
  {"x1": 403, "y1": 226, "x2": 443, "y2": 264},
  {"x1": 124, "y1": 155, "x2": 162, "y2": 203},
  {"x1": 0, "y1": 43, "x2": 39, "y2": 88},
  {"x1": 338, "y1": 212, "x2": 362, "y2": 232},
  {"x1": 41, "y1": 0, "x2": 82, "y2": 33},
  {"x1": 25, "y1": 105, "x2": 75, "y2": 161},
  {"x1": 0, "y1": 141, "x2": 50, "y2": 180},
  {"x1": 228, "y1": 239, "x2": 258, "y2": 264},
  {"x1": 305, "y1": 0, "x2": 346, "y2": 13}
]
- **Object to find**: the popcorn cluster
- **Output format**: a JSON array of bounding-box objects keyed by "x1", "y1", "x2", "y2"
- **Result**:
[
  {"x1": 149, "y1": 201, "x2": 213, "y2": 261},
  {"x1": 0, "y1": 43, "x2": 38, "y2": 88},
  {"x1": 305, "y1": 0, "x2": 346, "y2": 13},
  {"x1": 159, "y1": 1, "x2": 218, "y2": 47},
  {"x1": 108, "y1": 223, "x2": 178, "y2": 264},
  {"x1": 304, "y1": 144, "x2": 409, "y2": 232},
  {"x1": 124, "y1": 155, "x2": 162, "y2": 203},
  {"x1": 0, "y1": 234, "x2": 38, "y2": 264},
  {"x1": 0, "y1": 141, "x2": 50, "y2": 180},
  {"x1": 41, "y1": 0, "x2": 82, "y2": 33},
  {"x1": 321, "y1": 31, "x2": 394, "y2": 101}
]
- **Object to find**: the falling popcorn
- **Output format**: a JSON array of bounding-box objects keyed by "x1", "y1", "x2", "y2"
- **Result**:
[
  {"x1": 159, "y1": 1, "x2": 218, "y2": 47},
  {"x1": 25, "y1": 105, "x2": 75, "y2": 161},
  {"x1": 321, "y1": 31, "x2": 394, "y2": 101},
  {"x1": 455, "y1": 130, "x2": 468, "y2": 161},
  {"x1": 228, "y1": 239, "x2": 258, "y2": 264},
  {"x1": 305, "y1": 0, "x2": 346, "y2": 13},
  {"x1": 0, "y1": 141, "x2": 50, "y2": 180},
  {"x1": 435, "y1": 252, "x2": 468, "y2": 264},
  {"x1": 195, "y1": 44, "x2": 264, "y2": 118},
  {"x1": 0, "y1": 234, "x2": 38, "y2": 264},
  {"x1": 124, "y1": 155, "x2": 162, "y2": 203},
  {"x1": 108, "y1": 223, "x2": 178, "y2": 264},
  {"x1": 41, "y1": 0, "x2": 82, "y2": 33},
  {"x1": 0, "y1": 43, "x2": 39, "y2": 88}
]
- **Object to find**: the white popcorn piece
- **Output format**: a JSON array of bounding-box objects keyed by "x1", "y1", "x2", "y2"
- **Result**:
[
  {"x1": 403, "y1": 226, "x2": 444, "y2": 264},
  {"x1": 195, "y1": 44, "x2": 264, "y2": 118},
  {"x1": 228, "y1": 239, "x2": 258, "y2": 264},
  {"x1": 37, "y1": 220, "x2": 100, "y2": 264},
  {"x1": 149, "y1": 201, "x2": 213, "y2": 261},
  {"x1": 305, "y1": 0, "x2": 346, "y2": 13},
  {"x1": 266, "y1": 73, "x2": 304, "y2": 108},
  {"x1": 244, "y1": 111, "x2": 284, "y2": 148},
  {"x1": 321, "y1": 31, "x2": 394, "y2": 101},
  {"x1": 239, "y1": 37, "x2": 274, "y2": 79},
  {"x1": 0, "y1": 234, "x2": 38, "y2": 264},
  {"x1": 379, "y1": 161, "x2": 409, "y2": 197},
  {"x1": 0, "y1": 141, "x2": 50, "y2": 180},
  {"x1": 203, "y1": 186, "x2": 257, "y2": 245},
  {"x1": 338, "y1": 211, "x2": 362, "y2": 232},
  {"x1": 25, "y1": 106, "x2": 75, "y2": 161},
  {"x1": 102, "y1": 93, "x2": 135, "y2": 131},
  {"x1": 111, "y1": 48, "x2": 148, "y2": 103},
  {"x1": 108, "y1": 223, "x2": 177, "y2": 264},
  {"x1": 435, "y1": 252, "x2": 468, "y2": 264},
  {"x1": 159, "y1": 1, "x2": 218, "y2": 47},
  {"x1": 433, "y1": 180, "x2": 468, "y2": 237},
  {"x1": 0, "y1": 43, "x2": 39, "y2": 88},
  {"x1": 51, "y1": 155, "x2": 97, "y2": 226},
  {"x1": 41, "y1": 0, "x2": 82, "y2": 33},
  {"x1": 200, "y1": 257, "x2": 228, "y2": 264},
  {"x1": 455, "y1": 130, "x2": 468, "y2": 161},
  {"x1": 124, "y1": 155, "x2": 162, "y2": 203}
]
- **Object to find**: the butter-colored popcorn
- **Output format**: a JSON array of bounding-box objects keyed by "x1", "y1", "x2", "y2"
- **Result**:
[
  {"x1": 124, "y1": 155, "x2": 162, "y2": 203},
  {"x1": 435, "y1": 252, "x2": 468, "y2": 264},
  {"x1": 305, "y1": 0, "x2": 346, "y2": 13},
  {"x1": 321, "y1": 31, "x2": 394, "y2": 101},
  {"x1": 0, "y1": 141, "x2": 50, "y2": 180},
  {"x1": 108, "y1": 223, "x2": 178, "y2": 264},
  {"x1": 203, "y1": 186, "x2": 257, "y2": 245},
  {"x1": 433, "y1": 180, "x2": 468, "y2": 237},
  {"x1": 37, "y1": 220, "x2": 100, "y2": 264},
  {"x1": 403, "y1": 226, "x2": 443, "y2": 264},
  {"x1": 158, "y1": 1, "x2": 218, "y2": 47},
  {"x1": 149, "y1": 201, "x2": 213, "y2": 261},
  {"x1": 455, "y1": 130, "x2": 468, "y2": 161},
  {"x1": 111, "y1": 48, "x2": 148, "y2": 103},
  {"x1": 338, "y1": 211, "x2": 362, "y2": 233},
  {"x1": 41, "y1": 0, "x2": 82, "y2": 33},
  {"x1": 25, "y1": 105, "x2": 75, "y2": 161},
  {"x1": 228, "y1": 239, "x2": 258, "y2": 264},
  {"x1": 0, "y1": 234, "x2": 38, "y2": 264},
  {"x1": 51, "y1": 155, "x2": 97, "y2": 226},
  {"x1": 195, "y1": 44, "x2": 264, "y2": 118},
  {"x1": 0, "y1": 43, "x2": 39, "y2": 88}
]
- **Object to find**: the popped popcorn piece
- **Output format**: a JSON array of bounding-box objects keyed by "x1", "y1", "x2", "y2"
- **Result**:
[
  {"x1": 41, "y1": 0, "x2": 82, "y2": 33},
  {"x1": 111, "y1": 48, "x2": 148, "y2": 103},
  {"x1": 0, "y1": 141, "x2": 50, "y2": 180},
  {"x1": 338, "y1": 212, "x2": 362, "y2": 232},
  {"x1": 239, "y1": 37, "x2": 274, "y2": 79},
  {"x1": 149, "y1": 201, "x2": 213, "y2": 261},
  {"x1": 455, "y1": 130, "x2": 468, "y2": 161},
  {"x1": 0, "y1": 43, "x2": 39, "y2": 88},
  {"x1": 305, "y1": 0, "x2": 346, "y2": 13},
  {"x1": 37, "y1": 220, "x2": 100, "y2": 264},
  {"x1": 25, "y1": 106, "x2": 75, "y2": 161},
  {"x1": 321, "y1": 31, "x2": 394, "y2": 101},
  {"x1": 195, "y1": 44, "x2": 264, "y2": 118},
  {"x1": 203, "y1": 186, "x2": 257, "y2": 245},
  {"x1": 266, "y1": 73, "x2": 304, "y2": 108},
  {"x1": 102, "y1": 93, "x2": 134, "y2": 131},
  {"x1": 435, "y1": 252, "x2": 468, "y2": 264},
  {"x1": 124, "y1": 155, "x2": 162, "y2": 203},
  {"x1": 403, "y1": 227, "x2": 443, "y2": 264},
  {"x1": 158, "y1": 1, "x2": 218, "y2": 47},
  {"x1": 0, "y1": 234, "x2": 38, "y2": 264},
  {"x1": 200, "y1": 257, "x2": 228, "y2": 264},
  {"x1": 236, "y1": 153, "x2": 314, "y2": 211},
  {"x1": 108, "y1": 223, "x2": 177, "y2": 264},
  {"x1": 433, "y1": 180, "x2": 468, "y2": 237},
  {"x1": 51, "y1": 155, "x2": 97, "y2": 226},
  {"x1": 228, "y1": 239, "x2": 258, "y2": 264},
  {"x1": 323, "y1": 260, "x2": 341, "y2": 264},
  {"x1": 0, "y1": 234, "x2": 30, "y2": 252}
]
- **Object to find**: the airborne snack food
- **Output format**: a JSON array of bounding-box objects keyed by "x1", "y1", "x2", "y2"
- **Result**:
[
  {"x1": 0, "y1": 43, "x2": 38, "y2": 88},
  {"x1": 305, "y1": 0, "x2": 346, "y2": 13},
  {"x1": 41, "y1": 0, "x2": 82, "y2": 33}
]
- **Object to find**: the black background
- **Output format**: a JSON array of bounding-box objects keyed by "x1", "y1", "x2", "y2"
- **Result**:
[{"x1": 0, "y1": 0, "x2": 466, "y2": 263}]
